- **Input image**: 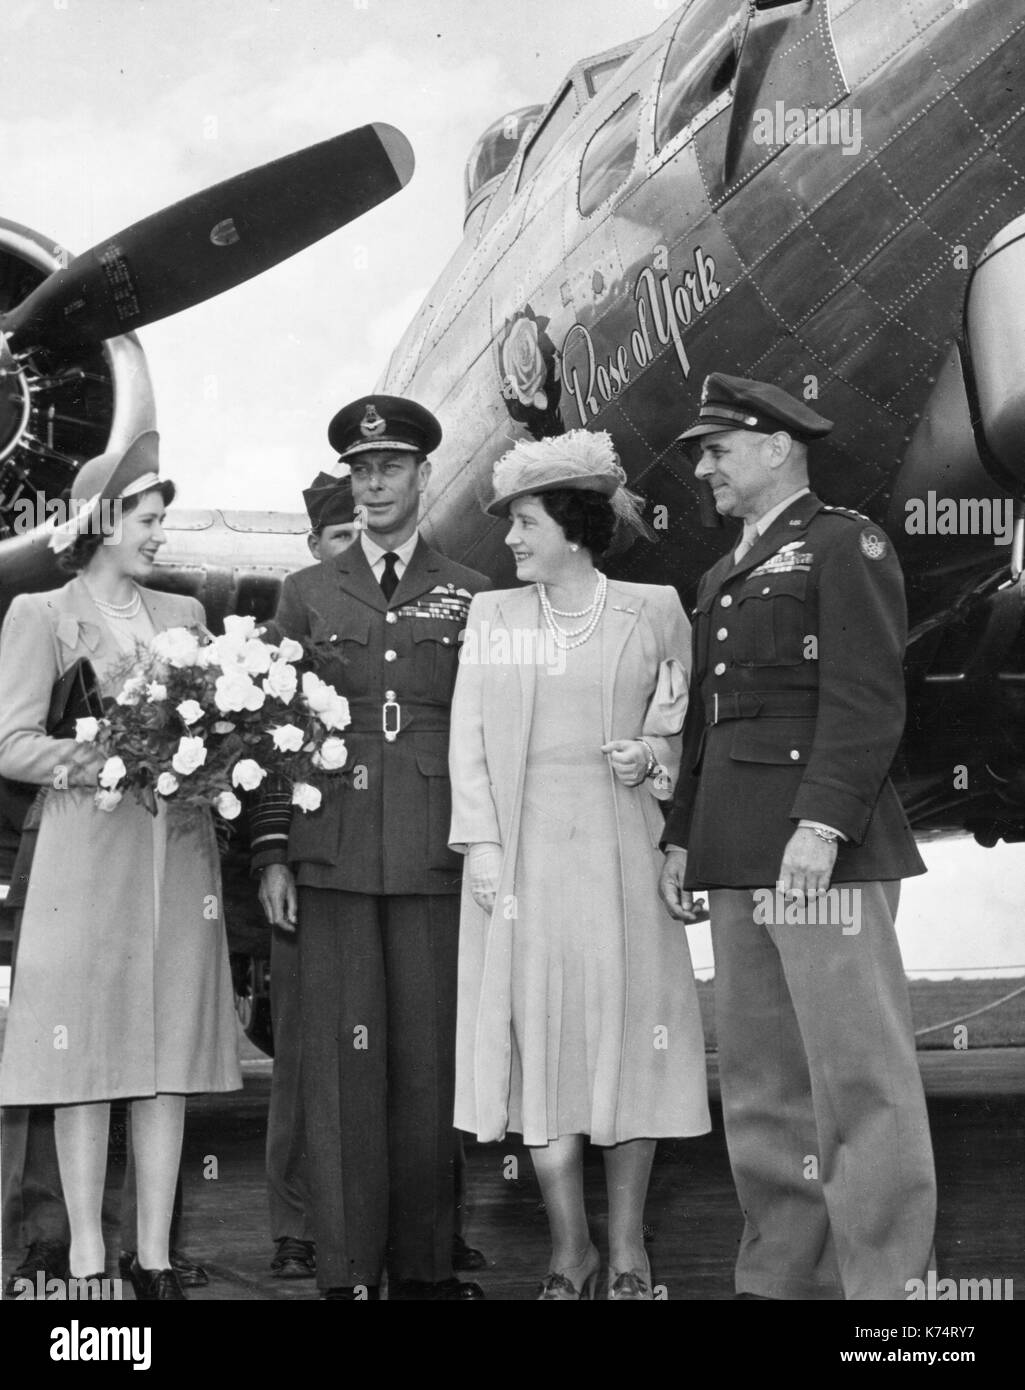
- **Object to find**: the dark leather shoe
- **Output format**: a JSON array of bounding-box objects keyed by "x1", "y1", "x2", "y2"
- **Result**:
[
  {"x1": 4, "y1": 1240, "x2": 69, "y2": 1295},
  {"x1": 389, "y1": 1276, "x2": 485, "y2": 1301},
  {"x1": 452, "y1": 1234, "x2": 486, "y2": 1271},
  {"x1": 127, "y1": 1255, "x2": 187, "y2": 1301},
  {"x1": 271, "y1": 1237, "x2": 317, "y2": 1280},
  {"x1": 734, "y1": 1292, "x2": 778, "y2": 1300},
  {"x1": 320, "y1": 1285, "x2": 380, "y2": 1301},
  {"x1": 119, "y1": 1248, "x2": 208, "y2": 1288}
]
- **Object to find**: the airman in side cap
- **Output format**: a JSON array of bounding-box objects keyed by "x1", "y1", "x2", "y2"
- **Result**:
[{"x1": 301, "y1": 472, "x2": 362, "y2": 561}]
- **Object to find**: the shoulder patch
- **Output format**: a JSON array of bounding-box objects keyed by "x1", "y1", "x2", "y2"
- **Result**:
[{"x1": 859, "y1": 528, "x2": 888, "y2": 560}]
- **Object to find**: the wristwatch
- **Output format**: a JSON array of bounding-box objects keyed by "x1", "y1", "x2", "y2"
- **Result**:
[{"x1": 810, "y1": 825, "x2": 839, "y2": 843}]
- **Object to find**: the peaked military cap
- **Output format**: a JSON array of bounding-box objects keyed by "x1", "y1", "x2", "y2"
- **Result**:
[
  {"x1": 328, "y1": 394, "x2": 442, "y2": 460},
  {"x1": 302, "y1": 472, "x2": 356, "y2": 531},
  {"x1": 676, "y1": 373, "x2": 834, "y2": 443}
]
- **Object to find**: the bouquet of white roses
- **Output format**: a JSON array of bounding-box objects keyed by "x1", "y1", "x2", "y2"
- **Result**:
[{"x1": 74, "y1": 615, "x2": 350, "y2": 819}]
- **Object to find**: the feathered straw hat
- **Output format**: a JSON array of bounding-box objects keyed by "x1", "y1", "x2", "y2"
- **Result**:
[{"x1": 486, "y1": 429, "x2": 649, "y2": 539}]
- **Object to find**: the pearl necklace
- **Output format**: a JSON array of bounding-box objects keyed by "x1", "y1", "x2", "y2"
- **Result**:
[
  {"x1": 86, "y1": 583, "x2": 143, "y2": 620},
  {"x1": 538, "y1": 572, "x2": 607, "y2": 649}
]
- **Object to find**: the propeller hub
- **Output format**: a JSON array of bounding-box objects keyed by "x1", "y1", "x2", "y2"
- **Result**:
[{"x1": 0, "y1": 335, "x2": 31, "y2": 465}]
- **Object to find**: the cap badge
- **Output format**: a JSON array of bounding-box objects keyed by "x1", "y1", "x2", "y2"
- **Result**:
[
  {"x1": 360, "y1": 404, "x2": 387, "y2": 439},
  {"x1": 860, "y1": 530, "x2": 887, "y2": 560}
]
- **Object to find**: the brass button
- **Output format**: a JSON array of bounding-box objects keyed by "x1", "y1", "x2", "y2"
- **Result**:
[
  {"x1": 716, "y1": 627, "x2": 728, "y2": 641},
  {"x1": 384, "y1": 650, "x2": 397, "y2": 662},
  {"x1": 442, "y1": 636, "x2": 450, "y2": 644},
  {"x1": 714, "y1": 662, "x2": 726, "y2": 676},
  {"x1": 790, "y1": 749, "x2": 800, "y2": 760},
  {"x1": 720, "y1": 595, "x2": 733, "y2": 608},
  {"x1": 385, "y1": 612, "x2": 398, "y2": 624},
  {"x1": 762, "y1": 586, "x2": 771, "y2": 595}
]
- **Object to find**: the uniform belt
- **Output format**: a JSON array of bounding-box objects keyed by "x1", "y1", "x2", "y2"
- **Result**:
[
  {"x1": 344, "y1": 694, "x2": 451, "y2": 742},
  {"x1": 707, "y1": 691, "x2": 817, "y2": 726}
]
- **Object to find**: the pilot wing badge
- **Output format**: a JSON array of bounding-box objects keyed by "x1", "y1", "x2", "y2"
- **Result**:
[{"x1": 751, "y1": 540, "x2": 813, "y2": 576}]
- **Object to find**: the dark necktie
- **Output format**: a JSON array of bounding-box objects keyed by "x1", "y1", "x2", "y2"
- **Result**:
[{"x1": 379, "y1": 551, "x2": 399, "y2": 601}]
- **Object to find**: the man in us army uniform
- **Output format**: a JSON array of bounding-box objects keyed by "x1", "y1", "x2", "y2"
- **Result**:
[
  {"x1": 254, "y1": 396, "x2": 491, "y2": 1300},
  {"x1": 659, "y1": 374, "x2": 936, "y2": 1301}
]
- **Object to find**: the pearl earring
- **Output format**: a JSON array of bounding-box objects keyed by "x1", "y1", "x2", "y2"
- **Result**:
[{"x1": 570, "y1": 544, "x2": 579, "y2": 552}]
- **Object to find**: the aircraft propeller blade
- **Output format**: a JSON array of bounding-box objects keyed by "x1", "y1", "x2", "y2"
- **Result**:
[{"x1": 0, "y1": 122, "x2": 414, "y2": 352}]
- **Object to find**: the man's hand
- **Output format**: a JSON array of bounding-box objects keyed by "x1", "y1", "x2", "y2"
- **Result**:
[
  {"x1": 658, "y1": 848, "x2": 703, "y2": 923},
  {"x1": 600, "y1": 739, "x2": 649, "y2": 786},
  {"x1": 777, "y1": 826, "x2": 838, "y2": 900},
  {"x1": 259, "y1": 863, "x2": 298, "y2": 931},
  {"x1": 467, "y1": 842, "x2": 502, "y2": 913}
]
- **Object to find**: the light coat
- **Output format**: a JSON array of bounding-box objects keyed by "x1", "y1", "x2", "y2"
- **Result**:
[
  {"x1": 0, "y1": 578, "x2": 241, "y2": 1105},
  {"x1": 449, "y1": 580, "x2": 705, "y2": 1143}
]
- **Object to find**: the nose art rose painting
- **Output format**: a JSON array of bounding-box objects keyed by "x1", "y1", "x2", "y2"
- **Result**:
[{"x1": 497, "y1": 305, "x2": 563, "y2": 440}]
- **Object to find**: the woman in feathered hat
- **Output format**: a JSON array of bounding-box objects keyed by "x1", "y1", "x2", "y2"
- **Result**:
[
  {"x1": 449, "y1": 429, "x2": 710, "y2": 1299},
  {"x1": 0, "y1": 434, "x2": 241, "y2": 1300}
]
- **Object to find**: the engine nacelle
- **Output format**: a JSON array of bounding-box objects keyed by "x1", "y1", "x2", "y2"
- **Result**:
[{"x1": 964, "y1": 213, "x2": 1025, "y2": 493}]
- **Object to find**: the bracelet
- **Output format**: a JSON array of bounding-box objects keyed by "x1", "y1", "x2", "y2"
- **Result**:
[
  {"x1": 810, "y1": 825, "x2": 839, "y2": 843},
  {"x1": 636, "y1": 738, "x2": 658, "y2": 781}
]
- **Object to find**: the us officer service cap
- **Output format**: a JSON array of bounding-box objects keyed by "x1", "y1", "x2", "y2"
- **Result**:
[
  {"x1": 676, "y1": 373, "x2": 834, "y2": 444},
  {"x1": 328, "y1": 394, "x2": 442, "y2": 460},
  {"x1": 302, "y1": 472, "x2": 355, "y2": 531}
]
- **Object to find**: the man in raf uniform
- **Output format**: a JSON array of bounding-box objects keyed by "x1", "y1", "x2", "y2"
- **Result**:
[
  {"x1": 659, "y1": 373, "x2": 936, "y2": 1301},
  {"x1": 254, "y1": 396, "x2": 491, "y2": 1301},
  {"x1": 263, "y1": 473, "x2": 363, "y2": 1282}
]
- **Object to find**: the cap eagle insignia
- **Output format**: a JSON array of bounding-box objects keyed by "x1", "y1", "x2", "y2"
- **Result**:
[{"x1": 360, "y1": 404, "x2": 388, "y2": 439}]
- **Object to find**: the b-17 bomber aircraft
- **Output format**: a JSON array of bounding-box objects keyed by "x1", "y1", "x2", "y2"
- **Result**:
[{"x1": 2, "y1": 0, "x2": 1025, "y2": 862}]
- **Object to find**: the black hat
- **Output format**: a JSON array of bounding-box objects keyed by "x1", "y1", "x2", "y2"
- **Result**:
[
  {"x1": 676, "y1": 374, "x2": 833, "y2": 444},
  {"x1": 327, "y1": 394, "x2": 442, "y2": 460},
  {"x1": 302, "y1": 472, "x2": 356, "y2": 531}
]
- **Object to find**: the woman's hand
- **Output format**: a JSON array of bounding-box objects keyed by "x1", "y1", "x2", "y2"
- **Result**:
[
  {"x1": 467, "y1": 842, "x2": 502, "y2": 913},
  {"x1": 600, "y1": 739, "x2": 650, "y2": 786},
  {"x1": 59, "y1": 744, "x2": 106, "y2": 788}
]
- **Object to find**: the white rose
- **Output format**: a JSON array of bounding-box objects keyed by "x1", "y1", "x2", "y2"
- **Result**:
[
  {"x1": 242, "y1": 639, "x2": 273, "y2": 676},
  {"x1": 176, "y1": 699, "x2": 204, "y2": 726},
  {"x1": 301, "y1": 671, "x2": 333, "y2": 714},
  {"x1": 94, "y1": 788, "x2": 123, "y2": 812},
  {"x1": 151, "y1": 627, "x2": 201, "y2": 668},
  {"x1": 171, "y1": 735, "x2": 207, "y2": 776},
  {"x1": 321, "y1": 693, "x2": 351, "y2": 732},
  {"x1": 75, "y1": 717, "x2": 100, "y2": 743},
  {"x1": 231, "y1": 758, "x2": 267, "y2": 791},
  {"x1": 210, "y1": 632, "x2": 246, "y2": 669},
  {"x1": 276, "y1": 637, "x2": 304, "y2": 663},
  {"x1": 115, "y1": 675, "x2": 146, "y2": 707},
  {"x1": 270, "y1": 724, "x2": 305, "y2": 753},
  {"x1": 214, "y1": 670, "x2": 260, "y2": 713},
  {"x1": 98, "y1": 755, "x2": 126, "y2": 789},
  {"x1": 223, "y1": 614, "x2": 258, "y2": 643},
  {"x1": 263, "y1": 660, "x2": 298, "y2": 703},
  {"x1": 313, "y1": 736, "x2": 347, "y2": 771},
  {"x1": 146, "y1": 682, "x2": 167, "y2": 702},
  {"x1": 291, "y1": 782, "x2": 322, "y2": 813},
  {"x1": 156, "y1": 772, "x2": 179, "y2": 796},
  {"x1": 215, "y1": 790, "x2": 243, "y2": 820},
  {"x1": 242, "y1": 682, "x2": 265, "y2": 712}
]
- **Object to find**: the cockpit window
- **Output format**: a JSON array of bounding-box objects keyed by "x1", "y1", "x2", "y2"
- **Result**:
[
  {"x1": 578, "y1": 94, "x2": 640, "y2": 218},
  {"x1": 655, "y1": 0, "x2": 740, "y2": 152},
  {"x1": 584, "y1": 55, "x2": 628, "y2": 96},
  {"x1": 464, "y1": 105, "x2": 543, "y2": 210},
  {"x1": 517, "y1": 84, "x2": 580, "y2": 190}
]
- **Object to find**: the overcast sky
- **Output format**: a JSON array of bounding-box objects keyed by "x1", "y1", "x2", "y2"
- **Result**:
[
  {"x1": 2, "y1": 0, "x2": 661, "y2": 509},
  {"x1": 3, "y1": 0, "x2": 1023, "y2": 972}
]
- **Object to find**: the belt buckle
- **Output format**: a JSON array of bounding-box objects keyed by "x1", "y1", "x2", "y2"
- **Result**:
[{"x1": 383, "y1": 690, "x2": 401, "y2": 742}]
